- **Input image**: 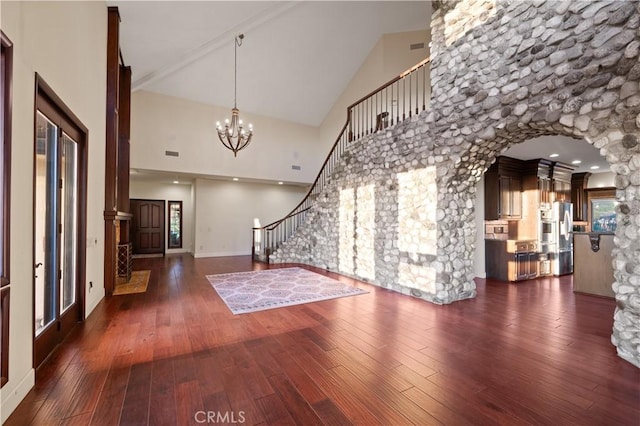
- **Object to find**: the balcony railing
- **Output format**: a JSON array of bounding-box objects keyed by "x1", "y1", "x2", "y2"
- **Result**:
[{"x1": 252, "y1": 57, "x2": 430, "y2": 263}]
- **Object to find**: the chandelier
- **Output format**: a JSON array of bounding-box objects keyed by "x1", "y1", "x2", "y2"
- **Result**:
[{"x1": 216, "y1": 34, "x2": 253, "y2": 157}]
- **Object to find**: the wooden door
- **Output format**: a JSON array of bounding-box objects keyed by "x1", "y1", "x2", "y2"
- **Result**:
[{"x1": 131, "y1": 199, "x2": 165, "y2": 254}]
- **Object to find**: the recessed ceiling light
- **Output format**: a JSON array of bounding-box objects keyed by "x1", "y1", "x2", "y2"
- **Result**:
[
  {"x1": 278, "y1": 181, "x2": 283, "y2": 185},
  {"x1": 232, "y1": 177, "x2": 239, "y2": 181},
  {"x1": 571, "y1": 160, "x2": 582, "y2": 165},
  {"x1": 173, "y1": 180, "x2": 179, "y2": 184},
  {"x1": 590, "y1": 165, "x2": 600, "y2": 170},
  {"x1": 549, "y1": 153, "x2": 559, "y2": 158}
]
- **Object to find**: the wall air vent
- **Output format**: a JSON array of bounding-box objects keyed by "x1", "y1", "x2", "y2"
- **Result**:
[
  {"x1": 165, "y1": 150, "x2": 179, "y2": 157},
  {"x1": 291, "y1": 165, "x2": 301, "y2": 171},
  {"x1": 410, "y1": 42, "x2": 425, "y2": 50}
]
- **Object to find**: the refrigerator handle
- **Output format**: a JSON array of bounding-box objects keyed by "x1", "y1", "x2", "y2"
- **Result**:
[{"x1": 564, "y1": 210, "x2": 572, "y2": 237}]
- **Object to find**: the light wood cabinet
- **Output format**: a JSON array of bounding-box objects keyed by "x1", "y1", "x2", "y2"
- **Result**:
[{"x1": 552, "y1": 163, "x2": 573, "y2": 203}]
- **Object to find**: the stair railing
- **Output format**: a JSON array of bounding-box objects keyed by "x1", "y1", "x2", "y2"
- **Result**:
[{"x1": 252, "y1": 57, "x2": 430, "y2": 263}]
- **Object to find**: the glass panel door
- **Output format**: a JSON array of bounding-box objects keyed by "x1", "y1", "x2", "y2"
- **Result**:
[
  {"x1": 168, "y1": 200, "x2": 182, "y2": 249},
  {"x1": 34, "y1": 111, "x2": 59, "y2": 336},
  {"x1": 33, "y1": 78, "x2": 85, "y2": 369},
  {"x1": 60, "y1": 133, "x2": 78, "y2": 313}
]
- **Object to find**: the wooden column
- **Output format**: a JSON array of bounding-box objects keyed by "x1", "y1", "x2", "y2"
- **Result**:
[
  {"x1": 104, "y1": 7, "x2": 120, "y2": 297},
  {"x1": 117, "y1": 65, "x2": 132, "y2": 244}
]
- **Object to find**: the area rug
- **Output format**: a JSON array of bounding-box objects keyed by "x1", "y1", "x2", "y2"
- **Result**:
[
  {"x1": 206, "y1": 267, "x2": 368, "y2": 315},
  {"x1": 113, "y1": 270, "x2": 151, "y2": 295}
]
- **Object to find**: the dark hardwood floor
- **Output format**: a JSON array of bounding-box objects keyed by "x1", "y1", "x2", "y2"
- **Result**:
[{"x1": 6, "y1": 254, "x2": 640, "y2": 425}]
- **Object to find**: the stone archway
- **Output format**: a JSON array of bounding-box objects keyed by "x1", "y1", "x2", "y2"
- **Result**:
[
  {"x1": 273, "y1": 0, "x2": 639, "y2": 367},
  {"x1": 428, "y1": 0, "x2": 639, "y2": 366}
]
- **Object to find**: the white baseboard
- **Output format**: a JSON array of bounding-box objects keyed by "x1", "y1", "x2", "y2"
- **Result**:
[
  {"x1": 475, "y1": 272, "x2": 487, "y2": 279},
  {"x1": 166, "y1": 248, "x2": 190, "y2": 254},
  {"x1": 1, "y1": 368, "x2": 35, "y2": 423},
  {"x1": 194, "y1": 250, "x2": 250, "y2": 258}
]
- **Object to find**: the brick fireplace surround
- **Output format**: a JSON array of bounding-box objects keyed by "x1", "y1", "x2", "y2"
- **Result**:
[{"x1": 273, "y1": 0, "x2": 640, "y2": 367}]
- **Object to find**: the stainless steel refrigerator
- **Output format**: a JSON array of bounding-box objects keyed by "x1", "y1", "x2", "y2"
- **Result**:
[{"x1": 552, "y1": 201, "x2": 573, "y2": 275}]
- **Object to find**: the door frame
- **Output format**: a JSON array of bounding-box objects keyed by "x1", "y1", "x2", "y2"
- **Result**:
[{"x1": 32, "y1": 75, "x2": 87, "y2": 370}]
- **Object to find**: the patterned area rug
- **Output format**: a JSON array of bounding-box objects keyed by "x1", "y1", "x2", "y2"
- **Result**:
[
  {"x1": 206, "y1": 267, "x2": 368, "y2": 315},
  {"x1": 113, "y1": 270, "x2": 151, "y2": 295}
]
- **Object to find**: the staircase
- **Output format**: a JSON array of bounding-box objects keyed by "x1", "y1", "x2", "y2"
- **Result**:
[{"x1": 252, "y1": 57, "x2": 430, "y2": 263}]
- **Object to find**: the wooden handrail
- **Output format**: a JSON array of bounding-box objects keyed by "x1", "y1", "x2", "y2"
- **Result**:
[
  {"x1": 400, "y1": 56, "x2": 430, "y2": 78},
  {"x1": 347, "y1": 56, "x2": 431, "y2": 110},
  {"x1": 261, "y1": 207, "x2": 311, "y2": 231},
  {"x1": 260, "y1": 121, "x2": 349, "y2": 230}
]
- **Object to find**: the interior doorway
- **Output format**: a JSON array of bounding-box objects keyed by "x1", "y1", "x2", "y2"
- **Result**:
[{"x1": 130, "y1": 199, "x2": 165, "y2": 255}]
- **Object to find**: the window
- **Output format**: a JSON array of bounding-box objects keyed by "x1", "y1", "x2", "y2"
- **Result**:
[
  {"x1": 1, "y1": 30, "x2": 13, "y2": 388},
  {"x1": 587, "y1": 188, "x2": 617, "y2": 233},
  {"x1": 168, "y1": 201, "x2": 182, "y2": 249},
  {"x1": 591, "y1": 198, "x2": 617, "y2": 232}
]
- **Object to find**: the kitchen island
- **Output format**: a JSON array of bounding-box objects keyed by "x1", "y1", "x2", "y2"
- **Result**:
[{"x1": 573, "y1": 232, "x2": 615, "y2": 298}]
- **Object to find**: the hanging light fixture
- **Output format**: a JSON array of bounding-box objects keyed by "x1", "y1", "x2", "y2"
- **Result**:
[{"x1": 216, "y1": 34, "x2": 253, "y2": 157}]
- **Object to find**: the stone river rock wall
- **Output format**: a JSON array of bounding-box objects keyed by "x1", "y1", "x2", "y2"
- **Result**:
[{"x1": 272, "y1": 0, "x2": 640, "y2": 367}]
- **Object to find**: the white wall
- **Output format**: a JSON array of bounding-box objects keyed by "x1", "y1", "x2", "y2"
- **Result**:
[
  {"x1": 587, "y1": 171, "x2": 615, "y2": 188},
  {"x1": 0, "y1": 1, "x2": 107, "y2": 420},
  {"x1": 194, "y1": 179, "x2": 307, "y2": 257},
  {"x1": 129, "y1": 180, "x2": 195, "y2": 254},
  {"x1": 130, "y1": 91, "x2": 324, "y2": 184},
  {"x1": 319, "y1": 29, "x2": 431, "y2": 151}
]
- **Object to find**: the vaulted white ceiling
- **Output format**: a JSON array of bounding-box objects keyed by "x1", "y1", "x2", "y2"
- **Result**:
[
  {"x1": 109, "y1": 1, "x2": 432, "y2": 127},
  {"x1": 113, "y1": 1, "x2": 608, "y2": 174}
]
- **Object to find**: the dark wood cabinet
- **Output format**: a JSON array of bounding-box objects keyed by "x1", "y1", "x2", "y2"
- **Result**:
[
  {"x1": 516, "y1": 252, "x2": 539, "y2": 281},
  {"x1": 486, "y1": 240, "x2": 538, "y2": 282},
  {"x1": 571, "y1": 172, "x2": 591, "y2": 222},
  {"x1": 485, "y1": 157, "x2": 523, "y2": 220}
]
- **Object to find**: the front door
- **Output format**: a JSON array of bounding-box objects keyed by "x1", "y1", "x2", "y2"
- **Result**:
[
  {"x1": 34, "y1": 107, "x2": 83, "y2": 368},
  {"x1": 131, "y1": 199, "x2": 165, "y2": 254}
]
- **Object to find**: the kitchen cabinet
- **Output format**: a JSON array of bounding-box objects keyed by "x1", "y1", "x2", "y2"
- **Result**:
[
  {"x1": 523, "y1": 159, "x2": 553, "y2": 208},
  {"x1": 552, "y1": 163, "x2": 573, "y2": 203},
  {"x1": 553, "y1": 180, "x2": 571, "y2": 202},
  {"x1": 516, "y1": 251, "x2": 539, "y2": 280},
  {"x1": 539, "y1": 177, "x2": 552, "y2": 207},
  {"x1": 497, "y1": 175, "x2": 522, "y2": 218},
  {"x1": 485, "y1": 239, "x2": 538, "y2": 282},
  {"x1": 485, "y1": 157, "x2": 523, "y2": 220},
  {"x1": 571, "y1": 172, "x2": 591, "y2": 222}
]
